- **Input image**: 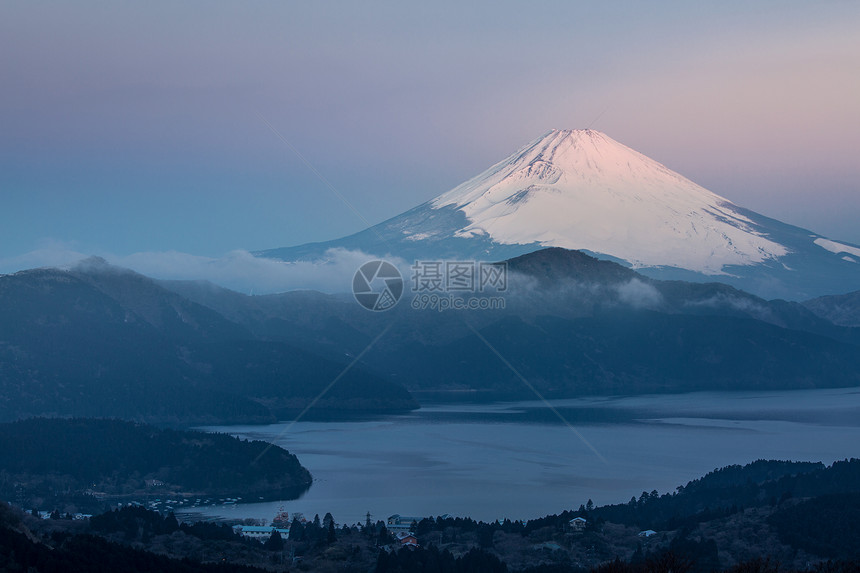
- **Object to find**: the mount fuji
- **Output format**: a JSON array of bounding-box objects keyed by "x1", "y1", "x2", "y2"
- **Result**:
[{"x1": 259, "y1": 130, "x2": 860, "y2": 300}]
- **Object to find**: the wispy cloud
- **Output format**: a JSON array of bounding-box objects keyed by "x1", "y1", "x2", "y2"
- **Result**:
[
  {"x1": 614, "y1": 279, "x2": 664, "y2": 309},
  {"x1": 0, "y1": 240, "x2": 89, "y2": 273},
  {"x1": 0, "y1": 246, "x2": 400, "y2": 295}
]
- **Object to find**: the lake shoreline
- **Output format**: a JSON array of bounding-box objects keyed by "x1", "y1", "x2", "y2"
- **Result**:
[{"x1": 183, "y1": 386, "x2": 860, "y2": 525}]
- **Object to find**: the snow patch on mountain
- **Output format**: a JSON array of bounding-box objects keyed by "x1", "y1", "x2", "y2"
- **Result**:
[
  {"x1": 814, "y1": 237, "x2": 860, "y2": 258},
  {"x1": 404, "y1": 232, "x2": 433, "y2": 242},
  {"x1": 432, "y1": 129, "x2": 788, "y2": 274}
]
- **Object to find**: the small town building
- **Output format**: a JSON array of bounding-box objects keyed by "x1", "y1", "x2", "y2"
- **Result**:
[
  {"x1": 232, "y1": 525, "x2": 290, "y2": 541},
  {"x1": 569, "y1": 517, "x2": 587, "y2": 530},
  {"x1": 387, "y1": 514, "x2": 423, "y2": 532}
]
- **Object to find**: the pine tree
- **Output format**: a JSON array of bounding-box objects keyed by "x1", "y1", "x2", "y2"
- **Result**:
[
  {"x1": 164, "y1": 512, "x2": 179, "y2": 533},
  {"x1": 265, "y1": 529, "x2": 285, "y2": 551},
  {"x1": 289, "y1": 517, "x2": 304, "y2": 541}
]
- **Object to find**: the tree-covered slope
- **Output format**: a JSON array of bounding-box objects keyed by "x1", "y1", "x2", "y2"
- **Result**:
[
  {"x1": 0, "y1": 417, "x2": 312, "y2": 504},
  {"x1": 0, "y1": 265, "x2": 417, "y2": 425}
]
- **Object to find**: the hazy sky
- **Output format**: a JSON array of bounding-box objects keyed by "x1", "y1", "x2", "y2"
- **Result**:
[{"x1": 2, "y1": 1, "x2": 859, "y2": 275}]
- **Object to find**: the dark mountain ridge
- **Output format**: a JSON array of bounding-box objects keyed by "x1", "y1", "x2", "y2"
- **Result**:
[
  {"x1": 803, "y1": 290, "x2": 860, "y2": 327},
  {"x1": 0, "y1": 263, "x2": 416, "y2": 426},
  {"x1": 0, "y1": 417, "x2": 313, "y2": 509},
  {"x1": 162, "y1": 248, "x2": 860, "y2": 401},
  {"x1": 2, "y1": 248, "x2": 858, "y2": 425}
]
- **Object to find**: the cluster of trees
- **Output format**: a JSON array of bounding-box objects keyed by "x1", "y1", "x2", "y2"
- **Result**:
[
  {"x1": 376, "y1": 545, "x2": 507, "y2": 573},
  {"x1": 408, "y1": 514, "x2": 534, "y2": 548},
  {"x1": 0, "y1": 417, "x2": 312, "y2": 506},
  {"x1": 591, "y1": 556, "x2": 860, "y2": 573},
  {"x1": 567, "y1": 459, "x2": 858, "y2": 532},
  {"x1": 0, "y1": 523, "x2": 264, "y2": 573},
  {"x1": 90, "y1": 506, "x2": 239, "y2": 543},
  {"x1": 628, "y1": 530, "x2": 720, "y2": 573},
  {"x1": 768, "y1": 493, "x2": 860, "y2": 560},
  {"x1": 288, "y1": 512, "x2": 338, "y2": 546}
]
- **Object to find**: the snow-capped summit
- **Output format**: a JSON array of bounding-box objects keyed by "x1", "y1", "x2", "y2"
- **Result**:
[
  {"x1": 431, "y1": 129, "x2": 786, "y2": 273},
  {"x1": 258, "y1": 130, "x2": 860, "y2": 300}
]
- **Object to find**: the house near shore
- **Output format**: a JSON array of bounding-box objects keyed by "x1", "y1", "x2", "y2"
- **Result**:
[
  {"x1": 397, "y1": 532, "x2": 419, "y2": 548},
  {"x1": 232, "y1": 525, "x2": 290, "y2": 541},
  {"x1": 569, "y1": 517, "x2": 587, "y2": 531},
  {"x1": 638, "y1": 529, "x2": 657, "y2": 538},
  {"x1": 387, "y1": 514, "x2": 423, "y2": 532}
]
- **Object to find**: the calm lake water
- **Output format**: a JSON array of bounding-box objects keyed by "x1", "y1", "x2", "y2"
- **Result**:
[{"x1": 180, "y1": 387, "x2": 860, "y2": 525}]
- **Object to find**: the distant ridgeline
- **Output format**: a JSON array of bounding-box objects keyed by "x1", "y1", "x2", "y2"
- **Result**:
[
  {"x1": 0, "y1": 418, "x2": 312, "y2": 510},
  {"x1": 1, "y1": 251, "x2": 860, "y2": 427},
  {"x1": 171, "y1": 248, "x2": 860, "y2": 399},
  {"x1": 0, "y1": 261, "x2": 417, "y2": 426}
]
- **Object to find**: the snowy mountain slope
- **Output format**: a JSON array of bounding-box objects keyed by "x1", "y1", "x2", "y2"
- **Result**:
[
  {"x1": 431, "y1": 129, "x2": 787, "y2": 273},
  {"x1": 258, "y1": 130, "x2": 860, "y2": 300}
]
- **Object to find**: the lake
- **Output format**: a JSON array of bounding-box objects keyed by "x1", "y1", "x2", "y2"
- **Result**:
[{"x1": 179, "y1": 387, "x2": 860, "y2": 526}]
